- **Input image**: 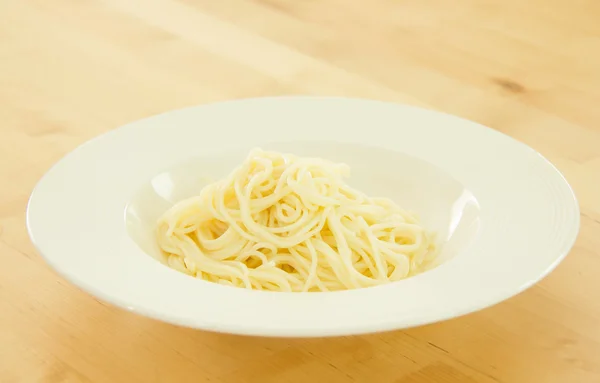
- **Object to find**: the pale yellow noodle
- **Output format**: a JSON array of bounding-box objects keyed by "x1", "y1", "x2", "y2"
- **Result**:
[{"x1": 156, "y1": 149, "x2": 437, "y2": 292}]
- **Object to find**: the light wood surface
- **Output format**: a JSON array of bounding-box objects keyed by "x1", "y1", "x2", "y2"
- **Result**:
[{"x1": 1, "y1": 0, "x2": 600, "y2": 382}]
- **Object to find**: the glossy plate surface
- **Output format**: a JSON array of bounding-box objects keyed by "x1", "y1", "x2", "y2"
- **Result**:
[{"x1": 27, "y1": 97, "x2": 579, "y2": 337}]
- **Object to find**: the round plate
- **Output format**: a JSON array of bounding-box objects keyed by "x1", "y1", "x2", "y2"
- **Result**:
[{"x1": 27, "y1": 97, "x2": 580, "y2": 337}]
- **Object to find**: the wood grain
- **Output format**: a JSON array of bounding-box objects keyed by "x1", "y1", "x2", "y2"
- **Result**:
[{"x1": 1, "y1": 0, "x2": 600, "y2": 382}]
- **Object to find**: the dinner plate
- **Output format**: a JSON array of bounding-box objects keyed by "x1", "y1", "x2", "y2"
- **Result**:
[{"x1": 27, "y1": 97, "x2": 579, "y2": 337}]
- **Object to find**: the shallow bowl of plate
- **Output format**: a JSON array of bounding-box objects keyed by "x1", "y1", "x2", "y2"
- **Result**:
[{"x1": 27, "y1": 96, "x2": 579, "y2": 337}]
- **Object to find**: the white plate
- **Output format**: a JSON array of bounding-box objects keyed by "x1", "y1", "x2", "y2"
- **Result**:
[{"x1": 27, "y1": 97, "x2": 579, "y2": 337}]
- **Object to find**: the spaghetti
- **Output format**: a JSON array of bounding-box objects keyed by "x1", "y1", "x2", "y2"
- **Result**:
[{"x1": 156, "y1": 149, "x2": 436, "y2": 292}]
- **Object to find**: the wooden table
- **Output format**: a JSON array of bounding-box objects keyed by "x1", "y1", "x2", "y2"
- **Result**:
[{"x1": 1, "y1": 1, "x2": 599, "y2": 382}]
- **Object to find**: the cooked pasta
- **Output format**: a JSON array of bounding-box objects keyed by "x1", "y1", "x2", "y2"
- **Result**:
[{"x1": 156, "y1": 149, "x2": 436, "y2": 292}]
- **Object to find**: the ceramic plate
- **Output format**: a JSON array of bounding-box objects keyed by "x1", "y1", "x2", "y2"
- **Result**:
[{"x1": 27, "y1": 97, "x2": 579, "y2": 337}]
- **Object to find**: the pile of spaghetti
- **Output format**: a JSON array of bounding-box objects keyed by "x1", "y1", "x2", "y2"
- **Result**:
[{"x1": 156, "y1": 149, "x2": 436, "y2": 292}]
